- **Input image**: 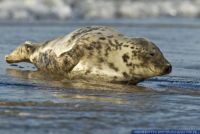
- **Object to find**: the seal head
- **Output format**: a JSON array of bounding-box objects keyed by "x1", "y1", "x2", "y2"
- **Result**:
[
  {"x1": 5, "y1": 41, "x2": 36, "y2": 63},
  {"x1": 126, "y1": 38, "x2": 171, "y2": 79}
]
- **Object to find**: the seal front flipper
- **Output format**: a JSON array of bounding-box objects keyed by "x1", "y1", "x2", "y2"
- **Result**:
[{"x1": 57, "y1": 46, "x2": 84, "y2": 74}]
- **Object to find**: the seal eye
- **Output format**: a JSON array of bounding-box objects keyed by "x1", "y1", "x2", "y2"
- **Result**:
[{"x1": 149, "y1": 53, "x2": 155, "y2": 57}]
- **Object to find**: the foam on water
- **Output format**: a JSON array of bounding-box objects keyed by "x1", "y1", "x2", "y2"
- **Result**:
[{"x1": 0, "y1": 0, "x2": 200, "y2": 20}]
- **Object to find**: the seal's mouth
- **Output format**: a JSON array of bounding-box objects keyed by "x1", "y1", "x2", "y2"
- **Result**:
[
  {"x1": 5, "y1": 55, "x2": 18, "y2": 63},
  {"x1": 149, "y1": 64, "x2": 172, "y2": 76}
]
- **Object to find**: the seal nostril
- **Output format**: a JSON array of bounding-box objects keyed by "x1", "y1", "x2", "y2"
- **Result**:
[{"x1": 164, "y1": 64, "x2": 172, "y2": 73}]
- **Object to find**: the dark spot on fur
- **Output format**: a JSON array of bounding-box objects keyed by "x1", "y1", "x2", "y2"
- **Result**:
[
  {"x1": 132, "y1": 52, "x2": 136, "y2": 57},
  {"x1": 105, "y1": 52, "x2": 108, "y2": 56},
  {"x1": 71, "y1": 27, "x2": 102, "y2": 40},
  {"x1": 107, "y1": 35, "x2": 114, "y2": 38},
  {"x1": 99, "y1": 37, "x2": 106, "y2": 40},
  {"x1": 108, "y1": 40, "x2": 115, "y2": 47},
  {"x1": 107, "y1": 46, "x2": 112, "y2": 51},
  {"x1": 71, "y1": 35, "x2": 76, "y2": 40},
  {"x1": 97, "y1": 32, "x2": 102, "y2": 34},
  {"x1": 131, "y1": 46, "x2": 134, "y2": 49},
  {"x1": 123, "y1": 45, "x2": 129, "y2": 47},
  {"x1": 113, "y1": 76, "x2": 118, "y2": 79},
  {"x1": 98, "y1": 57, "x2": 104, "y2": 63},
  {"x1": 119, "y1": 43, "x2": 123, "y2": 46},
  {"x1": 105, "y1": 46, "x2": 111, "y2": 56},
  {"x1": 127, "y1": 63, "x2": 133, "y2": 66},
  {"x1": 86, "y1": 45, "x2": 94, "y2": 50},
  {"x1": 108, "y1": 62, "x2": 119, "y2": 72},
  {"x1": 89, "y1": 52, "x2": 93, "y2": 56},
  {"x1": 122, "y1": 54, "x2": 130, "y2": 63},
  {"x1": 84, "y1": 37, "x2": 90, "y2": 41},
  {"x1": 114, "y1": 40, "x2": 120, "y2": 45},
  {"x1": 85, "y1": 70, "x2": 91, "y2": 75},
  {"x1": 114, "y1": 40, "x2": 122, "y2": 49},
  {"x1": 123, "y1": 72, "x2": 129, "y2": 78},
  {"x1": 95, "y1": 42, "x2": 102, "y2": 49}
]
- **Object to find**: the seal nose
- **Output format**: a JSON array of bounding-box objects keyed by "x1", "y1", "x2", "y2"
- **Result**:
[
  {"x1": 5, "y1": 55, "x2": 9, "y2": 61},
  {"x1": 5, "y1": 55, "x2": 12, "y2": 63},
  {"x1": 164, "y1": 64, "x2": 172, "y2": 74}
]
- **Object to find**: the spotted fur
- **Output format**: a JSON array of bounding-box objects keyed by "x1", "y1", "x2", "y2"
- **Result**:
[{"x1": 5, "y1": 26, "x2": 172, "y2": 84}]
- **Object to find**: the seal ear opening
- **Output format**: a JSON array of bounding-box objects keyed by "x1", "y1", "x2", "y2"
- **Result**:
[
  {"x1": 24, "y1": 41, "x2": 38, "y2": 53},
  {"x1": 24, "y1": 44, "x2": 32, "y2": 49},
  {"x1": 23, "y1": 42, "x2": 35, "y2": 53}
]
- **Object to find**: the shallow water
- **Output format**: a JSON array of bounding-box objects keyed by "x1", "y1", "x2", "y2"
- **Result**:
[{"x1": 0, "y1": 18, "x2": 200, "y2": 134}]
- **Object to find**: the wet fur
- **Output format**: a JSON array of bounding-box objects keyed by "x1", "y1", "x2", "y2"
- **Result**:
[{"x1": 6, "y1": 26, "x2": 171, "y2": 84}]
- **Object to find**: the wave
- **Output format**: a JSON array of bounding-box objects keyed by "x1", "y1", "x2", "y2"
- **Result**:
[{"x1": 0, "y1": 0, "x2": 200, "y2": 20}]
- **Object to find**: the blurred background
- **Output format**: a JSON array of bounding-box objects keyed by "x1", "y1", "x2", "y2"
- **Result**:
[
  {"x1": 0, "y1": 0, "x2": 200, "y2": 21},
  {"x1": 1, "y1": 1, "x2": 200, "y2": 134}
]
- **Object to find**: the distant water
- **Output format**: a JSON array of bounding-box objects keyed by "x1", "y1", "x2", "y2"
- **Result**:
[
  {"x1": 0, "y1": 18, "x2": 200, "y2": 134},
  {"x1": 1, "y1": 0, "x2": 200, "y2": 20}
]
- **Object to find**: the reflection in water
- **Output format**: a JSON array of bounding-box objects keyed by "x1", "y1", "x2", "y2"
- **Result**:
[
  {"x1": 58, "y1": 94, "x2": 128, "y2": 104},
  {"x1": 3, "y1": 57, "x2": 200, "y2": 130},
  {"x1": 6, "y1": 68, "x2": 153, "y2": 92},
  {"x1": 6, "y1": 68, "x2": 158, "y2": 105}
]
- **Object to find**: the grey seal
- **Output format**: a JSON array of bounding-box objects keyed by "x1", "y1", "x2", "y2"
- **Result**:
[{"x1": 5, "y1": 26, "x2": 172, "y2": 84}]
